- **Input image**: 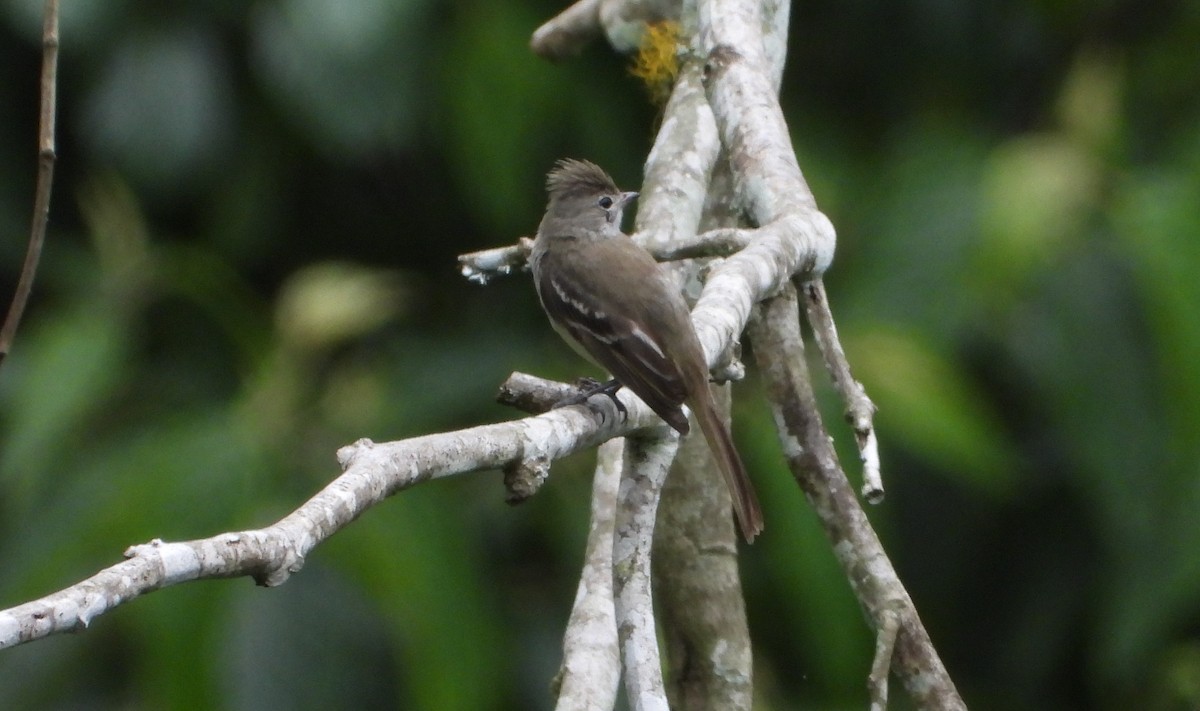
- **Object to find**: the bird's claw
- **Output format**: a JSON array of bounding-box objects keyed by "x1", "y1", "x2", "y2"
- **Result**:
[
  {"x1": 592, "y1": 379, "x2": 627, "y2": 421},
  {"x1": 552, "y1": 377, "x2": 627, "y2": 423}
]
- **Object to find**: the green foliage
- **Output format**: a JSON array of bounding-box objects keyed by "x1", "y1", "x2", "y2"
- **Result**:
[{"x1": 2, "y1": 1, "x2": 1199, "y2": 709}]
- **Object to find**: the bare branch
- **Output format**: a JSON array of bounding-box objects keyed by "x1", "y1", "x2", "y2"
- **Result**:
[
  {"x1": 652, "y1": 227, "x2": 749, "y2": 261},
  {"x1": 687, "y1": 0, "x2": 838, "y2": 388},
  {"x1": 0, "y1": 389, "x2": 660, "y2": 649},
  {"x1": 531, "y1": 0, "x2": 681, "y2": 59},
  {"x1": 693, "y1": 0, "x2": 880, "y2": 510},
  {"x1": 0, "y1": 0, "x2": 60, "y2": 366},
  {"x1": 458, "y1": 238, "x2": 533, "y2": 286},
  {"x1": 698, "y1": 0, "x2": 821, "y2": 218},
  {"x1": 531, "y1": 0, "x2": 603, "y2": 60},
  {"x1": 636, "y1": 61, "x2": 753, "y2": 705},
  {"x1": 746, "y1": 283, "x2": 965, "y2": 710},
  {"x1": 0, "y1": 533, "x2": 293, "y2": 648},
  {"x1": 456, "y1": 227, "x2": 749, "y2": 282},
  {"x1": 800, "y1": 279, "x2": 883, "y2": 501},
  {"x1": 654, "y1": 385, "x2": 753, "y2": 710},
  {"x1": 497, "y1": 370, "x2": 577, "y2": 413},
  {"x1": 635, "y1": 61, "x2": 720, "y2": 252},
  {"x1": 613, "y1": 432, "x2": 678, "y2": 711},
  {"x1": 554, "y1": 439, "x2": 623, "y2": 710},
  {"x1": 677, "y1": 0, "x2": 836, "y2": 375}
]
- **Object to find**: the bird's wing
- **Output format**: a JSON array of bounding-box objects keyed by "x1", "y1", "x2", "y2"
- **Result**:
[{"x1": 537, "y1": 249, "x2": 691, "y2": 434}]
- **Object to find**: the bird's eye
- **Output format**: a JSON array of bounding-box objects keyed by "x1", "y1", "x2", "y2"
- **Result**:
[{"x1": 597, "y1": 196, "x2": 614, "y2": 209}]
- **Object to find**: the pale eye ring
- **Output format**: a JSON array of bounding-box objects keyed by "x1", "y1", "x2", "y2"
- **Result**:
[{"x1": 597, "y1": 196, "x2": 614, "y2": 209}]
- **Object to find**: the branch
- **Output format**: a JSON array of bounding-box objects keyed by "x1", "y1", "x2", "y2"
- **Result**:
[
  {"x1": 0, "y1": 0, "x2": 59, "y2": 367},
  {"x1": 746, "y1": 283, "x2": 965, "y2": 710},
  {"x1": 697, "y1": 0, "x2": 821, "y2": 220},
  {"x1": 654, "y1": 385, "x2": 753, "y2": 710},
  {"x1": 554, "y1": 439, "x2": 623, "y2": 710},
  {"x1": 530, "y1": 0, "x2": 679, "y2": 60},
  {"x1": 637, "y1": 60, "x2": 753, "y2": 707},
  {"x1": 455, "y1": 227, "x2": 748, "y2": 283},
  {"x1": 531, "y1": 0, "x2": 603, "y2": 60},
  {"x1": 686, "y1": 0, "x2": 837, "y2": 372},
  {"x1": 695, "y1": 0, "x2": 883, "y2": 507},
  {"x1": 613, "y1": 431, "x2": 678, "y2": 711},
  {"x1": 0, "y1": 376, "x2": 658, "y2": 650},
  {"x1": 800, "y1": 279, "x2": 883, "y2": 501},
  {"x1": 633, "y1": 60, "x2": 719, "y2": 253},
  {"x1": 458, "y1": 238, "x2": 533, "y2": 286}
]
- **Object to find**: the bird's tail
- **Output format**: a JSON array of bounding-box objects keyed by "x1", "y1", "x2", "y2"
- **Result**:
[{"x1": 692, "y1": 390, "x2": 764, "y2": 542}]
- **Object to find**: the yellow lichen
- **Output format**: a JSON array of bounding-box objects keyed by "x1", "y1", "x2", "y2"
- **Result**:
[{"x1": 629, "y1": 21, "x2": 682, "y2": 106}]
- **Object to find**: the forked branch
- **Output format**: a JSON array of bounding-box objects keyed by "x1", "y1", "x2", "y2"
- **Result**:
[{"x1": 747, "y1": 283, "x2": 964, "y2": 709}]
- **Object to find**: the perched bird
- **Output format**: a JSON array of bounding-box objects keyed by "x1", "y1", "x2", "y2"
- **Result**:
[{"x1": 528, "y1": 158, "x2": 763, "y2": 542}]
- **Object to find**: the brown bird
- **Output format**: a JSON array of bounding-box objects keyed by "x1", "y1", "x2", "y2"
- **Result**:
[{"x1": 528, "y1": 158, "x2": 764, "y2": 542}]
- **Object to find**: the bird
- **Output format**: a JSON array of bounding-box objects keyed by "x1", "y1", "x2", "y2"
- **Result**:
[{"x1": 528, "y1": 158, "x2": 763, "y2": 542}]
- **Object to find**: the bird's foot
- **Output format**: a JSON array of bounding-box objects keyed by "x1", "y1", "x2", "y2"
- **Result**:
[{"x1": 553, "y1": 377, "x2": 627, "y2": 422}]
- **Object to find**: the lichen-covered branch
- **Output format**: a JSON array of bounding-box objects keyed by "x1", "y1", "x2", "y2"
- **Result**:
[
  {"x1": 0, "y1": 383, "x2": 657, "y2": 650},
  {"x1": 634, "y1": 60, "x2": 720, "y2": 253},
  {"x1": 654, "y1": 384, "x2": 753, "y2": 710},
  {"x1": 613, "y1": 432, "x2": 678, "y2": 711},
  {"x1": 638, "y1": 53, "x2": 754, "y2": 709},
  {"x1": 554, "y1": 439, "x2": 623, "y2": 710}
]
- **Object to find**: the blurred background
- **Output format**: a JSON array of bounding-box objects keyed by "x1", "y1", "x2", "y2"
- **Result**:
[{"x1": 1, "y1": 0, "x2": 1198, "y2": 709}]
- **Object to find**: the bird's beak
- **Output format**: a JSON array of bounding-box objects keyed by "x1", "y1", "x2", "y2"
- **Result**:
[{"x1": 620, "y1": 191, "x2": 639, "y2": 207}]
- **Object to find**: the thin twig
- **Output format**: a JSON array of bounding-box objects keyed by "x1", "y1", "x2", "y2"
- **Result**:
[
  {"x1": 0, "y1": 0, "x2": 59, "y2": 367},
  {"x1": 799, "y1": 278, "x2": 883, "y2": 502}
]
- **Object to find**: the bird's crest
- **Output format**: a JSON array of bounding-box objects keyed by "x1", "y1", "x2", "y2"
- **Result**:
[{"x1": 546, "y1": 159, "x2": 619, "y2": 199}]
